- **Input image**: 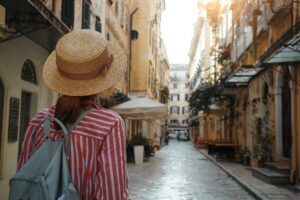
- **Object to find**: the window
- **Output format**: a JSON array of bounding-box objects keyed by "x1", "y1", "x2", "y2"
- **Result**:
[
  {"x1": 186, "y1": 72, "x2": 190, "y2": 79},
  {"x1": 183, "y1": 106, "x2": 189, "y2": 114},
  {"x1": 82, "y1": 0, "x2": 90, "y2": 29},
  {"x1": 185, "y1": 83, "x2": 189, "y2": 88},
  {"x1": 106, "y1": 32, "x2": 110, "y2": 40},
  {"x1": 21, "y1": 59, "x2": 37, "y2": 84},
  {"x1": 61, "y1": 0, "x2": 74, "y2": 28},
  {"x1": 171, "y1": 94, "x2": 179, "y2": 101},
  {"x1": 185, "y1": 94, "x2": 189, "y2": 101},
  {"x1": 173, "y1": 83, "x2": 177, "y2": 89},
  {"x1": 170, "y1": 120, "x2": 178, "y2": 125},
  {"x1": 95, "y1": 17, "x2": 102, "y2": 33},
  {"x1": 171, "y1": 106, "x2": 179, "y2": 115},
  {"x1": 182, "y1": 120, "x2": 186, "y2": 124}
]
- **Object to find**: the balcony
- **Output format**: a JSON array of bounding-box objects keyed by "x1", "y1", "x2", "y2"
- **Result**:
[{"x1": 232, "y1": 27, "x2": 252, "y2": 62}]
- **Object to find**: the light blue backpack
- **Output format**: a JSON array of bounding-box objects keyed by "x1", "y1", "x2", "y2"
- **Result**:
[{"x1": 9, "y1": 115, "x2": 81, "y2": 200}]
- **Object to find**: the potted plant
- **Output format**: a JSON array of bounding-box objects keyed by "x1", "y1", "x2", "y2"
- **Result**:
[{"x1": 129, "y1": 134, "x2": 148, "y2": 164}]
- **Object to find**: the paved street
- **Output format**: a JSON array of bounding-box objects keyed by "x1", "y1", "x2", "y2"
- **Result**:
[{"x1": 128, "y1": 140, "x2": 255, "y2": 200}]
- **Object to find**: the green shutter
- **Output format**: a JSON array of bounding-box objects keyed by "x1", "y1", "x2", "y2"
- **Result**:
[
  {"x1": 61, "y1": 0, "x2": 74, "y2": 28},
  {"x1": 82, "y1": 1, "x2": 90, "y2": 29}
]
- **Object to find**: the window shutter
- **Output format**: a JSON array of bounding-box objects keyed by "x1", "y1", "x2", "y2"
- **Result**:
[
  {"x1": 82, "y1": 1, "x2": 91, "y2": 28},
  {"x1": 61, "y1": 0, "x2": 74, "y2": 28},
  {"x1": 95, "y1": 17, "x2": 102, "y2": 32}
]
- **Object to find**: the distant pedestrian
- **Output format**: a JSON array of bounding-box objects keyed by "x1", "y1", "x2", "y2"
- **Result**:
[
  {"x1": 17, "y1": 30, "x2": 129, "y2": 200},
  {"x1": 165, "y1": 133, "x2": 169, "y2": 145},
  {"x1": 177, "y1": 132, "x2": 181, "y2": 141}
]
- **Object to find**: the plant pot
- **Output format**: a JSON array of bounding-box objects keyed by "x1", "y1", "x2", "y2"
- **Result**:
[
  {"x1": 251, "y1": 158, "x2": 264, "y2": 167},
  {"x1": 134, "y1": 145, "x2": 144, "y2": 164},
  {"x1": 243, "y1": 155, "x2": 250, "y2": 166}
]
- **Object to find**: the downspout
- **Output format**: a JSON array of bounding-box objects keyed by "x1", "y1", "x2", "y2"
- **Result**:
[
  {"x1": 251, "y1": 9, "x2": 259, "y2": 62},
  {"x1": 128, "y1": 7, "x2": 139, "y2": 93}
]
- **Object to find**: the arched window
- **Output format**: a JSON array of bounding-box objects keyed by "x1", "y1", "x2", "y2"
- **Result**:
[{"x1": 21, "y1": 59, "x2": 37, "y2": 84}]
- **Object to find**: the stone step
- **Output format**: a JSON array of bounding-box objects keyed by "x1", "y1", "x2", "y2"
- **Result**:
[
  {"x1": 252, "y1": 167, "x2": 290, "y2": 185},
  {"x1": 264, "y1": 161, "x2": 290, "y2": 175}
]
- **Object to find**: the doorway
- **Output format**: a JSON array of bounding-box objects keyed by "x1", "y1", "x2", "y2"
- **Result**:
[
  {"x1": 18, "y1": 91, "x2": 31, "y2": 154},
  {"x1": 281, "y1": 68, "x2": 292, "y2": 158},
  {"x1": 242, "y1": 95, "x2": 248, "y2": 149}
]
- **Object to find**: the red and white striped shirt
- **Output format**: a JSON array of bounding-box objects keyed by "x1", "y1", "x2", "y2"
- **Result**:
[{"x1": 18, "y1": 106, "x2": 129, "y2": 200}]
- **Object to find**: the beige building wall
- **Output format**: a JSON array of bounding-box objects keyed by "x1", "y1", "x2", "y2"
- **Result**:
[
  {"x1": 0, "y1": 36, "x2": 51, "y2": 198},
  {"x1": 130, "y1": 0, "x2": 164, "y2": 97},
  {"x1": 130, "y1": 0, "x2": 152, "y2": 93},
  {"x1": 128, "y1": 0, "x2": 167, "y2": 143},
  {"x1": 169, "y1": 64, "x2": 189, "y2": 130},
  {"x1": 106, "y1": 0, "x2": 130, "y2": 94}
]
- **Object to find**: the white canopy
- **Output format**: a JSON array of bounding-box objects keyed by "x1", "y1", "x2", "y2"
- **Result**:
[{"x1": 111, "y1": 96, "x2": 168, "y2": 119}]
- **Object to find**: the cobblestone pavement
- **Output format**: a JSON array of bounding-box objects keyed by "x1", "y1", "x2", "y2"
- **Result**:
[{"x1": 127, "y1": 140, "x2": 255, "y2": 200}]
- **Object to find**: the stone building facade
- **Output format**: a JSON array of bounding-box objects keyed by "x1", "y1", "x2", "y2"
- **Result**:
[
  {"x1": 189, "y1": 0, "x2": 300, "y2": 184},
  {"x1": 168, "y1": 64, "x2": 189, "y2": 133}
]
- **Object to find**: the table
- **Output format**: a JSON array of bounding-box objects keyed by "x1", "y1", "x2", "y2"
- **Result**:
[{"x1": 208, "y1": 143, "x2": 239, "y2": 160}]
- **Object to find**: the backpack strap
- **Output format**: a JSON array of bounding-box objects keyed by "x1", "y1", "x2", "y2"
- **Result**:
[
  {"x1": 30, "y1": 109, "x2": 92, "y2": 161},
  {"x1": 30, "y1": 114, "x2": 69, "y2": 159}
]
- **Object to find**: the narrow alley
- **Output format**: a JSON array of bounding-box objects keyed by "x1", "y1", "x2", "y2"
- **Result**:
[{"x1": 128, "y1": 140, "x2": 254, "y2": 200}]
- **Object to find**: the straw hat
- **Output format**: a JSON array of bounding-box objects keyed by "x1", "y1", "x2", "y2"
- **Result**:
[{"x1": 42, "y1": 29, "x2": 127, "y2": 96}]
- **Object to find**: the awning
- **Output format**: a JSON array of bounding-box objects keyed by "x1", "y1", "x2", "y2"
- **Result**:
[
  {"x1": 225, "y1": 65, "x2": 264, "y2": 87},
  {"x1": 259, "y1": 20, "x2": 300, "y2": 64},
  {"x1": 111, "y1": 96, "x2": 168, "y2": 119}
]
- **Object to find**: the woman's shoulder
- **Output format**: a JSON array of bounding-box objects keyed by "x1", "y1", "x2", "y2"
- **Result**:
[
  {"x1": 30, "y1": 107, "x2": 55, "y2": 125},
  {"x1": 89, "y1": 107, "x2": 124, "y2": 123}
]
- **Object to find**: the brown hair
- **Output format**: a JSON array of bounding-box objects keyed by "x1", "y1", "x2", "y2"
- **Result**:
[{"x1": 54, "y1": 95, "x2": 96, "y2": 130}]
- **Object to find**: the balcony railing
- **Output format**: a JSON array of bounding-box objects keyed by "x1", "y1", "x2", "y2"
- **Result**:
[{"x1": 232, "y1": 26, "x2": 252, "y2": 62}]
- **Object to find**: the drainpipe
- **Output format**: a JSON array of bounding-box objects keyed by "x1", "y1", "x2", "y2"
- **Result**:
[
  {"x1": 128, "y1": 7, "x2": 139, "y2": 94},
  {"x1": 251, "y1": 9, "x2": 259, "y2": 62}
]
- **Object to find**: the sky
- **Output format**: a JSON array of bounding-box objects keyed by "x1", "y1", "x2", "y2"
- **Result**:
[{"x1": 161, "y1": 0, "x2": 199, "y2": 65}]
